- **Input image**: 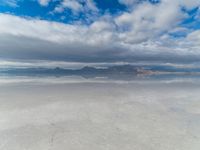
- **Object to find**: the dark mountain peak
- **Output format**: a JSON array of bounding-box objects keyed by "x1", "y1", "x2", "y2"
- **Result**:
[
  {"x1": 108, "y1": 65, "x2": 138, "y2": 73},
  {"x1": 54, "y1": 67, "x2": 61, "y2": 70}
]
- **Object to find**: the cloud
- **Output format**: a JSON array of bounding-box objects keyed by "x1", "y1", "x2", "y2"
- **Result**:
[
  {"x1": 0, "y1": 0, "x2": 19, "y2": 7},
  {"x1": 54, "y1": 0, "x2": 98, "y2": 15},
  {"x1": 54, "y1": 0, "x2": 83, "y2": 13},
  {"x1": 38, "y1": 0, "x2": 51, "y2": 6},
  {"x1": 0, "y1": 0, "x2": 200, "y2": 63},
  {"x1": 195, "y1": 7, "x2": 200, "y2": 19},
  {"x1": 115, "y1": 1, "x2": 186, "y2": 44}
]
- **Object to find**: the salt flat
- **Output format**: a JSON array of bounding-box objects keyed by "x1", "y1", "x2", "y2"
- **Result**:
[{"x1": 0, "y1": 77, "x2": 200, "y2": 150}]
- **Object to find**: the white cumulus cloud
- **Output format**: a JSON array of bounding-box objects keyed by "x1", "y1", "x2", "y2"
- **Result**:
[{"x1": 0, "y1": 0, "x2": 200, "y2": 63}]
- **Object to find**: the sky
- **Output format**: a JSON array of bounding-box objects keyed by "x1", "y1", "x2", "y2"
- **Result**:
[{"x1": 0, "y1": 0, "x2": 200, "y2": 65}]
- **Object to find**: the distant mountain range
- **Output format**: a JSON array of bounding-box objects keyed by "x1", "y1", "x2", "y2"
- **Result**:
[{"x1": 1, "y1": 65, "x2": 200, "y2": 80}]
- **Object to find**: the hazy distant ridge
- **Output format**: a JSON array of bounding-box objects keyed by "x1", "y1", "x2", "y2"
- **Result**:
[{"x1": 1, "y1": 65, "x2": 200, "y2": 79}]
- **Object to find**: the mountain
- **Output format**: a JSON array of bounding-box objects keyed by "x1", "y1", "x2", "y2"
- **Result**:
[
  {"x1": 0, "y1": 65, "x2": 140, "y2": 79},
  {"x1": 1, "y1": 65, "x2": 200, "y2": 80}
]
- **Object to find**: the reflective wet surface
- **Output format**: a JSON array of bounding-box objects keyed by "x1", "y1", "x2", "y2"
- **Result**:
[{"x1": 0, "y1": 77, "x2": 200, "y2": 150}]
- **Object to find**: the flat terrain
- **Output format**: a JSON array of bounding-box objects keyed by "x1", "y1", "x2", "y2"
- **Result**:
[{"x1": 0, "y1": 77, "x2": 200, "y2": 150}]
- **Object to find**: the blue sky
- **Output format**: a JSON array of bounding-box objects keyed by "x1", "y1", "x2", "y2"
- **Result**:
[
  {"x1": 0, "y1": 0, "x2": 126, "y2": 23},
  {"x1": 0, "y1": 0, "x2": 200, "y2": 64}
]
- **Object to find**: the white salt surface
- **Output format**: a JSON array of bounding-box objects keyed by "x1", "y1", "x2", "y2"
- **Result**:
[{"x1": 0, "y1": 78, "x2": 200, "y2": 150}]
